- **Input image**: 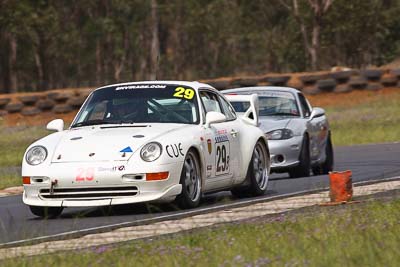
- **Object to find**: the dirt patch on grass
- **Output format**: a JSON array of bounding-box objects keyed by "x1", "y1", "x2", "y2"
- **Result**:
[
  {"x1": 0, "y1": 111, "x2": 75, "y2": 127},
  {"x1": 307, "y1": 87, "x2": 400, "y2": 108}
]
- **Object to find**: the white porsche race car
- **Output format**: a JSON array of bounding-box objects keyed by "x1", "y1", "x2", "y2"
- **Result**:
[{"x1": 22, "y1": 81, "x2": 270, "y2": 217}]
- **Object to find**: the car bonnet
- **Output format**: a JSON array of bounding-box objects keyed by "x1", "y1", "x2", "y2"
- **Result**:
[
  {"x1": 258, "y1": 117, "x2": 292, "y2": 133},
  {"x1": 50, "y1": 123, "x2": 188, "y2": 163}
]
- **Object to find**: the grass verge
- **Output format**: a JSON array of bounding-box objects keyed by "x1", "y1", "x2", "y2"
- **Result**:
[
  {"x1": 0, "y1": 126, "x2": 48, "y2": 168},
  {"x1": 309, "y1": 88, "x2": 400, "y2": 146},
  {"x1": 2, "y1": 194, "x2": 400, "y2": 266},
  {"x1": 0, "y1": 126, "x2": 47, "y2": 189}
]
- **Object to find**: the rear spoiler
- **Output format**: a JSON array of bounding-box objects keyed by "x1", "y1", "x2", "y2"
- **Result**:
[{"x1": 224, "y1": 94, "x2": 259, "y2": 126}]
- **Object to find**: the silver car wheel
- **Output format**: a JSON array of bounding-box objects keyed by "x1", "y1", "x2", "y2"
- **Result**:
[
  {"x1": 183, "y1": 152, "x2": 201, "y2": 202},
  {"x1": 252, "y1": 143, "x2": 268, "y2": 190}
]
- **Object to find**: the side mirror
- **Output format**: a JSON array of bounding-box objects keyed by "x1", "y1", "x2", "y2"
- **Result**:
[
  {"x1": 205, "y1": 111, "x2": 226, "y2": 128},
  {"x1": 309, "y1": 107, "x2": 325, "y2": 120},
  {"x1": 46, "y1": 119, "x2": 64, "y2": 132}
]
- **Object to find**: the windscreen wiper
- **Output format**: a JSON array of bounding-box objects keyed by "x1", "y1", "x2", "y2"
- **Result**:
[{"x1": 71, "y1": 120, "x2": 119, "y2": 128}]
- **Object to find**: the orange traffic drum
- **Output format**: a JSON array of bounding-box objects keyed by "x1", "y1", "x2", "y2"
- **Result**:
[{"x1": 329, "y1": 170, "x2": 353, "y2": 202}]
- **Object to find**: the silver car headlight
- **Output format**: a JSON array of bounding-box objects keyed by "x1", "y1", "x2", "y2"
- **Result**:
[
  {"x1": 140, "y1": 142, "x2": 162, "y2": 162},
  {"x1": 26, "y1": 146, "x2": 48, "y2": 165},
  {"x1": 266, "y1": 129, "x2": 294, "y2": 140}
]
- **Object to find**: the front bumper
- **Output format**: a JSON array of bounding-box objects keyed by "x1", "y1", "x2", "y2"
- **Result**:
[
  {"x1": 269, "y1": 135, "x2": 303, "y2": 171},
  {"x1": 22, "y1": 161, "x2": 183, "y2": 207}
]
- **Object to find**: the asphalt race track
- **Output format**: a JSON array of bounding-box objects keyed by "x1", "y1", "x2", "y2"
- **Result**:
[{"x1": 1, "y1": 143, "x2": 399, "y2": 245}]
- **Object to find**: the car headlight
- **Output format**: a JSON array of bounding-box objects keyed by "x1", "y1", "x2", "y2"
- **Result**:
[
  {"x1": 26, "y1": 146, "x2": 48, "y2": 165},
  {"x1": 266, "y1": 129, "x2": 294, "y2": 140},
  {"x1": 140, "y1": 142, "x2": 162, "y2": 162}
]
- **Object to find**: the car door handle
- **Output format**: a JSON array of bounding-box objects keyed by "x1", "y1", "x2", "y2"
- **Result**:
[{"x1": 230, "y1": 129, "x2": 238, "y2": 137}]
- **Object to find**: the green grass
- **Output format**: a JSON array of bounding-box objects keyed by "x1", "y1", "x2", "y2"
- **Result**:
[
  {"x1": 0, "y1": 126, "x2": 48, "y2": 167},
  {"x1": 3, "y1": 197, "x2": 400, "y2": 266},
  {"x1": 0, "y1": 125, "x2": 48, "y2": 189},
  {"x1": 326, "y1": 93, "x2": 400, "y2": 146},
  {"x1": 0, "y1": 177, "x2": 19, "y2": 190}
]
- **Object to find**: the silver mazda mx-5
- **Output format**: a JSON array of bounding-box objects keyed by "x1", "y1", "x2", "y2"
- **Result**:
[{"x1": 223, "y1": 86, "x2": 333, "y2": 178}]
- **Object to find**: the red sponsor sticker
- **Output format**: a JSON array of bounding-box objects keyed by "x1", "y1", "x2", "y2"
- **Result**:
[
  {"x1": 76, "y1": 167, "x2": 95, "y2": 182},
  {"x1": 217, "y1": 129, "x2": 227, "y2": 135}
]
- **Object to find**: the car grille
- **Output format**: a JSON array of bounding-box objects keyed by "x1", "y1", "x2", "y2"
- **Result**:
[{"x1": 39, "y1": 186, "x2": 139, "y2": 199}]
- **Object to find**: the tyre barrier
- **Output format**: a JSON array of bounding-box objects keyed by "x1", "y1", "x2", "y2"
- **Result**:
[
  {"x1": 0, "y1": 88, "x2": 91, "y2": 118},
  {"x1": 0, "y1": 68, "x2": 400, "y2": 118}
]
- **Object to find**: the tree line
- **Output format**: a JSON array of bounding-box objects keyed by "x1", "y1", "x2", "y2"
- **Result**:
[{"x1": 1, "y1": 0, "x2": 399, "y2": 93}]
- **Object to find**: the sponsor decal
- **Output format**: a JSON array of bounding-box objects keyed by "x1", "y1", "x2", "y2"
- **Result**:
[
  {"x1": 115, "y1": 85, "x2": 166, "y2": 90},
  {"x1": 207, "y1": 139, "x2": 212, "y2": 154},
  {"x1": 173, "y1": 87, "x2": 195, "y2": 100},
  {"x1": 215, "y1": 135, "x2": 230, "y2": 175},
  {"x1": 166, "y1": 143, "x2": 184, "y2": 158},
  {"x1": 76, "y1": 167, "x2": 95, "y2": 182},
  {"x1": 215, "y1": 135, "x2": 229, "y2": 143},
  {"x1": 98, "y1": 165, "x2": 126, "y2": 172},
  {"x1": 120, "y1": 146, "x2": 133, "y2": 153},
  {"x1": 217, "y1": 129, "x2": 227, "y2": 135},
  {"x1": 259, "y1": 91, "x2": 295, "y2": 99},
  {"x1": 120, "y1": 146, "x2": 133, "y2": 158}
]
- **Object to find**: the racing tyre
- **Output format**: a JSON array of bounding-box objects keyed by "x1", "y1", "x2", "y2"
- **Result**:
[
  {"x1": 176, "y1": 149, "x2": 202, "y2": 209},
  {"x1": 312, "y1": 133, "x2": 334, "y2": 175},
  {"x1": 289, "y1": 136, "x2": 310, "y2": 178},
  {"x1": 231, "y1": 141, "x2": 269, "y2": 197},
  {"x1": 29, "y1": 206, "x2": 63, "y2": 218}
]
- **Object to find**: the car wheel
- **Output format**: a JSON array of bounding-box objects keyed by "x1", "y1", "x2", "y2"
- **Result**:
[
  {"x1": 175, "y1": 149, "x2": 202, "y2": 209},
  {"x1": 29, "y1": 206, "x2": 63, "y2": 218},
  {"x1": 231, "y1": 140, "x2": 269, "y2": 197},
  {"x1": 289, "y1": 136, "x2": 310, "y2": 178},
  {"x1": 312, "y1": 133, "x2": 334, "y2": 175}
]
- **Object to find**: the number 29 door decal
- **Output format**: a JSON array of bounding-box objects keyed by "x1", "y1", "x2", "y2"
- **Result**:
[{"x1": 215, "y1": 135, "x2": 230, "y2": 175}]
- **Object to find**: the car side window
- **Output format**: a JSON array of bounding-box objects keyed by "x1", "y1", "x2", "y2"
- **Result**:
[
  {"x1": 298, "y1": 93, "x2": 312, "y2": 118},
  {"x1": 200, "y1": 91, "x2": 223, "y2": 114},
  {"x1": 218, "y1": 95, "x2": 237, "y2": 121}
]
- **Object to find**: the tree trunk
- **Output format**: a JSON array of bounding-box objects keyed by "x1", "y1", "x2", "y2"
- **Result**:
[
  {"x1": 96, "y1": 39, "x2": 102, "y2": 86},
  {"x1": 310, "y1": 19, "x2": 320, "y2": 71},
  {"x1": 171, "y1": 0, "x2": 183, "y2": 79},
  {"x1": 279, "y1": 0, "x2": 333, "y2": 71},
  {"x1": 8, "y1": 33, "x2": 18, "y2": 93},
  {"x1": 34, "y1": 50, "x2": 44, "y2": 91},
  {"x1": 0, "y1": 32, "x2": 10, "y2": 93},
  {"x1": 113, "y1": 31, "x2": 129, "y2": 81},
  {"x1": 149, "y1": 0, "x2": 159, "y2": 80},
  {"x1": 137, "y1": 30, "x2": 148, "y2": 80}
]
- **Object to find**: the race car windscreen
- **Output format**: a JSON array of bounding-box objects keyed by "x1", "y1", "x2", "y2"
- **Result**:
[
  {"x1": 229, "y1": 91, "x2": 299, "y2": 117},
  {"x1": 71, "y1": 84, "x2": 199, "y2": 127}
]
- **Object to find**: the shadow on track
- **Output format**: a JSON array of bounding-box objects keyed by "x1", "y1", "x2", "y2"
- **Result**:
[{"x1": 28, "y1": 189, "x2": 279, "y2": 220}]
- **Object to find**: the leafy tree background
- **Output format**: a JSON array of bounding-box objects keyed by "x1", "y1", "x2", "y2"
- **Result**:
[{"x1": 1, "y1": 0, "x2": 400, "y2": 93}]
